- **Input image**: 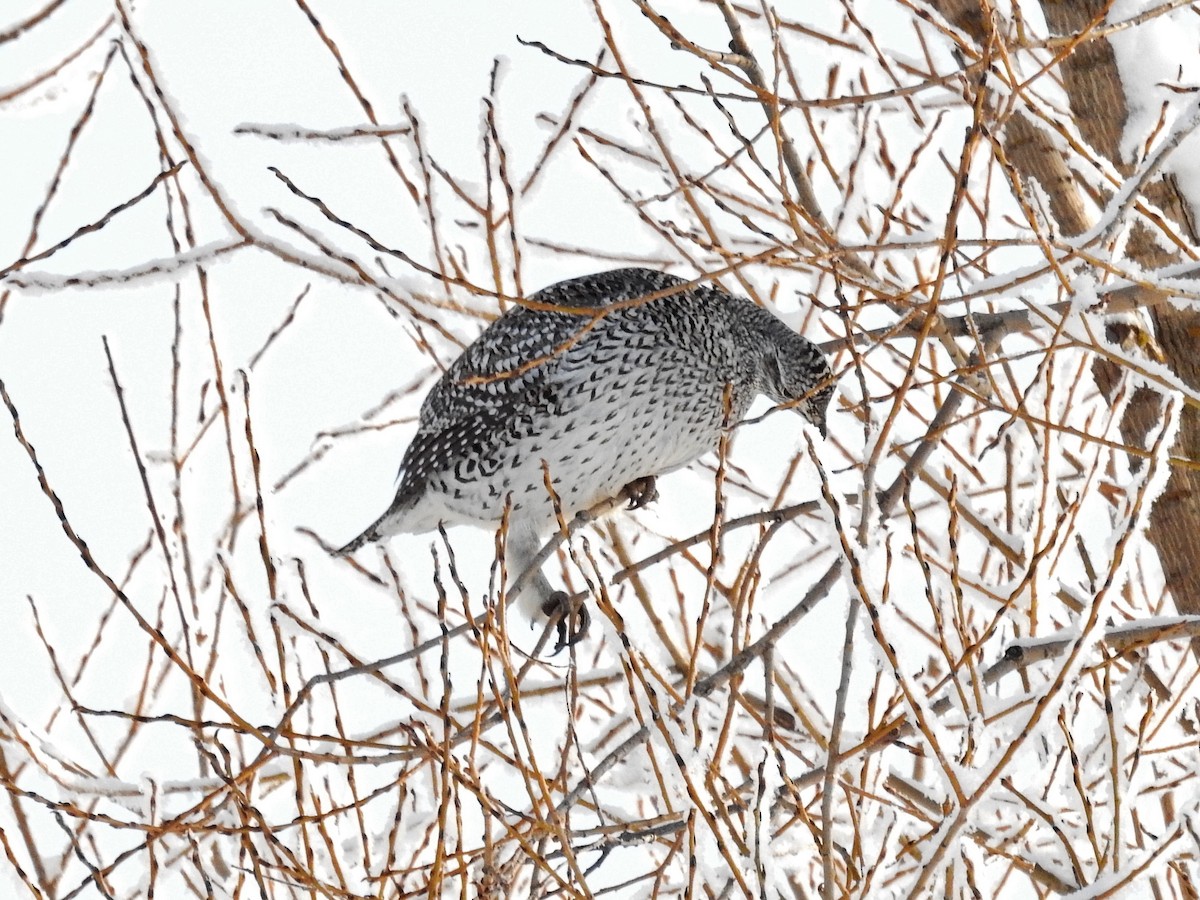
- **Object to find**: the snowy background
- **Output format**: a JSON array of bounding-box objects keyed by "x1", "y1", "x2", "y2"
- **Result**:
[{"x1": 3, "y1": 0, "x2": 1200, "y2": 897}]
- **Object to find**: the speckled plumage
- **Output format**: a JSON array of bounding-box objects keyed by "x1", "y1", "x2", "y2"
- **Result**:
[{"x1": 339, "y1": 269, "x2": 833, "y2": 624}]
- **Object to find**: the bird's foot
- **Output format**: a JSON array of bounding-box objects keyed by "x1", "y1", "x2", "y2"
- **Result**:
[
  {"x1": 622, "y1": 475, "x2": 659, "y2": 511},
  {"x1": 540, "y1": 590, "x2": 591, "y2": 653}
]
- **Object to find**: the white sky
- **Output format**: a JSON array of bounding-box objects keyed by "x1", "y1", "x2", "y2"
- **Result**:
[{"x1": 4, "y1": 0, "x2": 1200, "y2": 896}]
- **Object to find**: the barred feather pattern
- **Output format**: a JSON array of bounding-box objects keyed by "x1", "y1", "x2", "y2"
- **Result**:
[{"x1": 339, "y1": 268, "x2": 832, "y2": 553}]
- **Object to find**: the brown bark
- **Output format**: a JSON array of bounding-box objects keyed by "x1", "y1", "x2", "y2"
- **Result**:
[{"x1": 931, "y1": 0, "x2": 1200, "y2": 618}]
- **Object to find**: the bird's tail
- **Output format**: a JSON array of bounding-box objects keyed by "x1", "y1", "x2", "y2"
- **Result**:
[
  {"x1": 333, "y1": 491, "x2": 417, "y2": 556},
  {"x1": 334, "y1": 525, "x2": 380, "y2": 557}
]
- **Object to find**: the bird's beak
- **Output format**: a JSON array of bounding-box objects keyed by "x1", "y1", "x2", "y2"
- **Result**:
[
  {"x1": 797, "y1": 406, "x2": 827, "y2": 438},
  {"x1": 798, "y1": 401, "x2": 828, "y2": 438}
]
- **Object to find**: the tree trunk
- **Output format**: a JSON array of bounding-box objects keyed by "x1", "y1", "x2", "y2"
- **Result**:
[{"x1": 930, "y1": 0, "x2": 1200, "y2": 623}]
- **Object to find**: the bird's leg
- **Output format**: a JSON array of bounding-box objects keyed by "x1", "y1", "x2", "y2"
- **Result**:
[
  {"x1": 505, "y1": 518, "x2": 589, "y2": 651},
  {"x1": 541, "y1": 591, "x2": 590, "y2": 653},
  {"x1": 501, "y1": 481, "x2": 654, "y2": 650},
  {"x1": 622, "y1": 475, "x2": 659, "y2": 510}
]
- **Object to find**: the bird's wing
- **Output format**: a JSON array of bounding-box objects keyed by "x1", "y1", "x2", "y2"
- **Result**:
[
  {"x1": 400, "y1": 268, "x2": 690, "y2": 498},
  {"x1": 395, "y1": 307, "x2": 577, "y2": 494},
  {"x1": 336, "y1": 316, "x2": 566, "y2": 554},
  {"x1": 413, "y1": 268, "x2": 684, "y2": 434},
  {"x1": 338, "y1": 269, "x2": 694, "y2": 551}
]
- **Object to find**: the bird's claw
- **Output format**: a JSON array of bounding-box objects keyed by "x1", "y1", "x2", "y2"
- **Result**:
[
  {"x1": 540, "y1": 590, "x2": 591, "y2": 653},
  {"x1": 623, "y1": 476, "x2": 659, "y2": 511}
]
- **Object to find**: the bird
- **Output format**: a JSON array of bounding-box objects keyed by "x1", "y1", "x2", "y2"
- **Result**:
[{"x1": 337, "y1": 267, "x2": 834, "y2": 648}]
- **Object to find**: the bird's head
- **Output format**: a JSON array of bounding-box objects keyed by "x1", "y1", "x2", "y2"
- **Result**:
[{"x1": 759, "y1": 322, "x2": 835, "y2": 438}]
